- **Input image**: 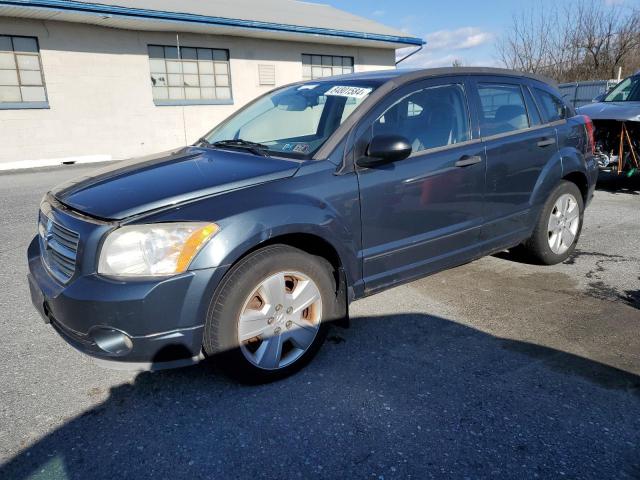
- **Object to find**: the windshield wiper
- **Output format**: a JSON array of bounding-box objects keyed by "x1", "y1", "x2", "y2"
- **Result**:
[
  {"x1": 212, "y1": 139, "x2": 271, "y2": 157},
  {"x1": 196, "y1": 136, "x2": 213, "y2": 148}
]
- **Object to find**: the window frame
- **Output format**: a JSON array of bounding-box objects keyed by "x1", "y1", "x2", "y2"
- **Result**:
[
  {"x1": 475, "y1": 81, "x2": 532, "y2": 138},
  {"x1": 302, "y1": 54, "x2": 354, "y2": 80},
  {"x1": 0, "y1": 34, "x2": 49, "y2": 110},
  {"x1": 147, "y1": 44, "x2": 234, "y2": 107},
  {"x1": 347, "y1": 77, "x2": 480, "y2": 169},
  {"x1": 467, "y1": 76, "x2": 567, "y2": 141}
]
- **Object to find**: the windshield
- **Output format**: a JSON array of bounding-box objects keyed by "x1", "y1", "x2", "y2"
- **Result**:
[
  {"x1": 203, "y1": 81, "x2": 377, "y2": 158},
  {"x1": 604, "y1": 76, "x2": 640, "y2": 102}
]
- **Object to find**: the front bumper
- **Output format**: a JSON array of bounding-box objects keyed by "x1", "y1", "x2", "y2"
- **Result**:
[{"x1": 28, "y1": 235, "x2": 225, "y2": 366}]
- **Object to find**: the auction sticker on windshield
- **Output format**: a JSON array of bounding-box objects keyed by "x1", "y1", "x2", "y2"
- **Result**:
[{"x1": 325, "y1": 86, "x2": 372, "y2": 98}]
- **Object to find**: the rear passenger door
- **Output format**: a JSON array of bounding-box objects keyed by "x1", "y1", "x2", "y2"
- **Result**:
[{"x1": 469, "y1": 77, "x2": 559, "y2": 247}]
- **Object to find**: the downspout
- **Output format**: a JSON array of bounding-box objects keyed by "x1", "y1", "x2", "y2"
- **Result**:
[
  {"x1": 395, "y1": 44, "x2": 424, "y2": 66},
  {"x1": 176, "y1": 32, "x2": 188, "y2": 146}
]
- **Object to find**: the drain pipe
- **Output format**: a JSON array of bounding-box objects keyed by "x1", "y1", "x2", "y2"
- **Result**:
[{"x1": 395, "y1": 44, "x2": 424, "y2": 66}]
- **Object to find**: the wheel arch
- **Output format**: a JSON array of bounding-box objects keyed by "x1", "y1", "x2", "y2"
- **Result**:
[
  {"x1": 562, "y1": 170, "x2": 589, "y2": 204},
  {"x1": 240, "y1": 232, "x2": 343, "y2": 277},
  {"x1": 203, "y1": 231, "x2": 352, "y2": 329}
]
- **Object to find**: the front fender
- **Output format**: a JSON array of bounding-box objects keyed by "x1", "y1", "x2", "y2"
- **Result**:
[
  {"x1": 138, "y1": 160, "x2": 362, "y2": 292},
  {"x1": 190, "y1": 200, "x2": 360, "y2": 286}
]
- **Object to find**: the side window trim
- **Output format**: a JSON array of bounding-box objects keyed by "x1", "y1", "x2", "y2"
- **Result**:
[{"x1": 480, "y1": 122, "x2": 551, "y2": 142}]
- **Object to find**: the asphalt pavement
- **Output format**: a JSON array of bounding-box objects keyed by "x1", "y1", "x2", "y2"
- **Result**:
[{"x1": 0, "y1": 164, "x2": 639, "y2": 479}]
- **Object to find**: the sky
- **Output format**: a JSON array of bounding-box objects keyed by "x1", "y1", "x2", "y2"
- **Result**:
[{"x1": 332, "y1": 0, "x2": 640, "y2": 68}]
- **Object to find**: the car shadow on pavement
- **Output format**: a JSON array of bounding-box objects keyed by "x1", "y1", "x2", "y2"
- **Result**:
[{"x1": 1, "y1": 313, "x2": 639, "y2": 480}]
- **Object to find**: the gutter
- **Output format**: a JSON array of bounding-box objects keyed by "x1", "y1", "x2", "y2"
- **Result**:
[{"x1": 0, "y1": 0, "x2": 425, "y2": 46}]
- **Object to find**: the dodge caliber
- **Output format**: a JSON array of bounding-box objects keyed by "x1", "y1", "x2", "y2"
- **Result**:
[{"x1": 28, "y1": 68, "x2": 599, "y2": 382}]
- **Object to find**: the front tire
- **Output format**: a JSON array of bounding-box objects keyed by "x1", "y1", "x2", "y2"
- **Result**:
[
  {"x1": 522, "y1": 181, "x2": 584, "y2": 265},
  {"x1": 202, "y1": 245, "x2": 336, "y2": 383}
]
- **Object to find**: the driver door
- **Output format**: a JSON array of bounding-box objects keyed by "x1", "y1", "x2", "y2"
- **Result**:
[{"x1": 354, "y1": 77, "x2": 486, "y2": 294}]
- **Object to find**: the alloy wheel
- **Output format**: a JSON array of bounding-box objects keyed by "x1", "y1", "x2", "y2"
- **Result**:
[
  {"x1": 547, "y1": 193, "x2": 580, "y2": 255},
  {"x1": 237, "y1": 271, "x2": 322, "y2": 370}
]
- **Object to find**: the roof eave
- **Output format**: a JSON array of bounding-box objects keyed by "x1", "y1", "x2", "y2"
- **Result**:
[{"x1": 0, "y1": 0, "x2": 424, "y2": 48}]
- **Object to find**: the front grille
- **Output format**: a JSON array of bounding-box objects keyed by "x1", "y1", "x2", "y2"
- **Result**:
[{"x1": 39, "y1": 211, "x2": 80, "y2": 283}]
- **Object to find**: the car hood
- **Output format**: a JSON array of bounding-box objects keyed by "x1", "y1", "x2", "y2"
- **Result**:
[
  {"x1": 52, "y1": 147, "x2": 301, "y2": 220},
  {"x1": 577, "y1": 101, "x2": 640, "y2": 122}
]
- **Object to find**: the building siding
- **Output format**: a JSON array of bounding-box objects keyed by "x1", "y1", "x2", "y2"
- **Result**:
[{"x1": 0, "y1": 17, "x2": 396, "y2": 166}]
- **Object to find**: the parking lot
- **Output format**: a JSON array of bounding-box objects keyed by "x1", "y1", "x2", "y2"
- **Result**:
[{"x1": 0, "y1": 164, "x2": 639, "y2": 479}]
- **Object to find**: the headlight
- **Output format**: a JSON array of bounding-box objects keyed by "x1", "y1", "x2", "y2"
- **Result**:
[{"x1": 98, "y1": 223, "x2": 219, "y2": 277}]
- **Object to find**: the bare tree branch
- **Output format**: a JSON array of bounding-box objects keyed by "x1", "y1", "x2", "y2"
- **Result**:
[{"x1": 497, "y1": 0, "x2": 640, "y2": 82}]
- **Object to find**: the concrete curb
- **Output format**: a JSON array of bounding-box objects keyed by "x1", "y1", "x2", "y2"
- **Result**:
[{"x1": 0, "y1": 155, "x2": 113, "y2": 172}]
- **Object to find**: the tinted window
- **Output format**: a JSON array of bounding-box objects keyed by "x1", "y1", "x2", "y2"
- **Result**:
[
  {"x1": 532, "y1": 88, "x2": 566, "y2": 123},
  {"x1": 478, "y1": 83, "x2": 529, "y2": 136},
  {"x1": 372, "y1": 83, "x2": 470, "y2": 153}
]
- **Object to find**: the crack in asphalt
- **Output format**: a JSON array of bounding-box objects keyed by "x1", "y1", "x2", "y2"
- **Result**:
[{"x1": 568, "y1": 249, "x2": 640, "y2": 310}]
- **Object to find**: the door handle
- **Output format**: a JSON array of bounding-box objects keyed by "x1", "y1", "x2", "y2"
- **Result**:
[
  {"x1": 454, "y1": 155, "x2": 482, "y2": 167},
  {"x1": 537, "y1": 137, "x2": 556, "y2": 148}
]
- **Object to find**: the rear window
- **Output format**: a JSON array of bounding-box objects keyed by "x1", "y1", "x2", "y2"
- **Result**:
[
  {"x1": 532, "y1": 88, "x2": 567, "y2": 123},
  {"x1": 478, "y1": 83, "x2": 529, "y2": 137}
]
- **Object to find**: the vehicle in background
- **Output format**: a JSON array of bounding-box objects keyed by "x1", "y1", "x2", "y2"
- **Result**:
[
  {"x1": 27, "y1": 67, "x2": 598, "y2": 383},
  {"x1": 577, "y1": 73, "x2": 640, "y2": 176}
]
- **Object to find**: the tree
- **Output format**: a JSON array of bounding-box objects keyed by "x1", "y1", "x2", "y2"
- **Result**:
[{"x1": 497, "y1": 0, "x2": 640, "y2": 82}]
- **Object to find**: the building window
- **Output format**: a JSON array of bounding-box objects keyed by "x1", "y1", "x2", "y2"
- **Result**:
[
  {"x1": 0, "y1": 35, "x2": 48, "y2": 109},
  {"x1": 302, "y1": 54, "x2": 353, "y2": 80},
  {"x1": 148, "y1": 45, "x2": 232, "y2": 106}
]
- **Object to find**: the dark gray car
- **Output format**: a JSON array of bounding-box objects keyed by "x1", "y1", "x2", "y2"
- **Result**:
[{"x1": 28, "y1": 67, "x2": 599, "y2": 383}]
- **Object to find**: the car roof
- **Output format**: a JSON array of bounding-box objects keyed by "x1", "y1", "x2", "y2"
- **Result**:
[{"x1": 335, "y1": 67, "x2": 557, "y2": 88}]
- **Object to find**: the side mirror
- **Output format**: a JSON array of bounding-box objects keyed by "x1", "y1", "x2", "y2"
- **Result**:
[
  {"x1": 357, "y1": 134, "x2": 412, "y2": 168},
  {"x1": 592, "y1": 93, "x2": 605, "y2": 103}
]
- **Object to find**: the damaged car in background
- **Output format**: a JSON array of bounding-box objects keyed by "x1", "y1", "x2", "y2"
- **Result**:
[{"x1": 578, "y1": 72, "x2": 640, "y2": 177}]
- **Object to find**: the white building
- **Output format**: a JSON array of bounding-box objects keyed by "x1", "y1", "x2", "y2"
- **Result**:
[{"x1": 0, "y1": 0, "x2": 422, "y2": 169}]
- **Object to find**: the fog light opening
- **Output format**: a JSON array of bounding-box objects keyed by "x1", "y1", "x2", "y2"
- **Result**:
[{"x1": 91, "y1": 328, "x2": 133, "y2": 356}]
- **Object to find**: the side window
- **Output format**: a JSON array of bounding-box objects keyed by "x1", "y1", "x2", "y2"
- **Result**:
[
  {"x1": 372, "y1": 83, "x2": 470, "y2": 153},
  {"x1": 477, "y1": 83, "x2": 529, "y2": 136},
  {"x1": 532, "y1": 88, "x2": 567, "y2": 123}
]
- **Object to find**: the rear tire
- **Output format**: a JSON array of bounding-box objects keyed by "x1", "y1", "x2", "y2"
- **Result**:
[
  {"x1": 202, "y1": 245, "x2": 336, "y2": 384},
  {"x1": 522, "y1": 180, "x2": 584, "y2": 265}
]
